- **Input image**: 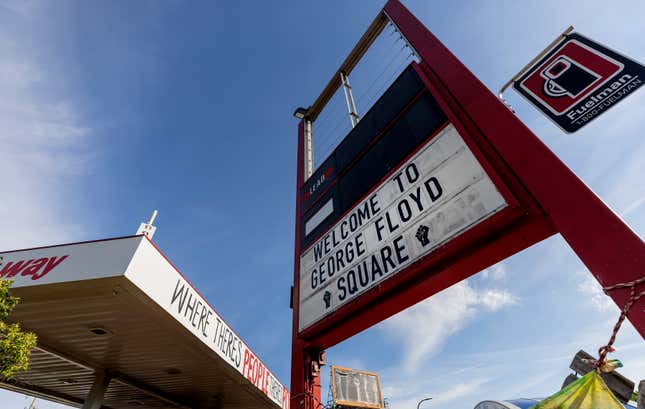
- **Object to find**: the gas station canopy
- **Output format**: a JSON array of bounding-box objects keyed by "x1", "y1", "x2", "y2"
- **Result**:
[{"x1": 0, "y1": 236, "x2": 289, "y2": 409}]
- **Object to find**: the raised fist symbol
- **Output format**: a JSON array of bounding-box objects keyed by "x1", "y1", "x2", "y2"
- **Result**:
[
  {"x1": 415, "y1": 225, "x2": 430, "y2": 246},
  {"x1": 323, "y1": 291, "x2": 332, "y2": 309}
]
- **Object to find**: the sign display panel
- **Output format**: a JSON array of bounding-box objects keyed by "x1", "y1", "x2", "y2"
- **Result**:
[
  {"x1": 513, "y1": 32, "x2": 645, "y2": 132},
  {"x1": 298, "y1": 124, "x2": 507, "y2": 331},
  {"x1": 331, "y1": 366, "x2": 382, "y2": 409},
  {"x1": 299, "y1": 67, "x2": 447, "y2": 249}
]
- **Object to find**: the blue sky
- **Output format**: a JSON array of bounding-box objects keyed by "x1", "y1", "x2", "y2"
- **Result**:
[{"x1": 0, "y1": 1, "x2": 644, "y2": 408}]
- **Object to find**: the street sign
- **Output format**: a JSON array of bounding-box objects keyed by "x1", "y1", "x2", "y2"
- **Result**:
[
  {"x1": 513, "y1": 32, "x2": 645, "y2": 132},
  {"x1": 331, "y1": 366, "x2": 383, "y2": 409}
]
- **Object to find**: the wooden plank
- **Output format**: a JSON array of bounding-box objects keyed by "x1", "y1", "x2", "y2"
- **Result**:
[
  {"x1": 308, "y1": 12, "x2": 389, "y2": 121},
  {"x1": 569, "y1": 350, "x2": 634, "y2": 404}
]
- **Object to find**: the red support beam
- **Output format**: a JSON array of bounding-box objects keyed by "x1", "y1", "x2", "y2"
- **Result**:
[
  {"x1": 384, "y1": 0, "x2": 645, "y2": 337},
  {"x1": 291, "y1": 120, "x2": 321, "y2": 409}
]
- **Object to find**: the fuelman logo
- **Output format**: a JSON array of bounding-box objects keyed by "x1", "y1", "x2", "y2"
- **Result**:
[
  {"x1": 540, "y1": 56, "x2": 602, "y2": 99},
  {"x1": 514, "y1": 32, "x2": 645, "y2": 133}
]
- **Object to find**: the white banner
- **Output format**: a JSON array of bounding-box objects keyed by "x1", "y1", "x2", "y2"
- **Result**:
[
  {"x1": 126, "y1": 239, "x2": 289, "y2": 409},
  {"x1": 299, "y1": 124, "x2": 507, "y2": 331}
]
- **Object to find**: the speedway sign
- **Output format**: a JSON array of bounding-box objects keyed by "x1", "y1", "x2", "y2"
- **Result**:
[
  {"x1": 513, "y1": 32, "x2": 645, "y2": 133},
  {"x1": 298, "y1": 124, "x2": 507, "y2": 331},
  {"x1": 0, "y1": 237, "x2": 290, "y2": 409}
]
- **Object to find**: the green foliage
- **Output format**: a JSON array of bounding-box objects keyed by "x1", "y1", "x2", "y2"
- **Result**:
[
  {"x1": 0, "y1": 278, "x2": 18, "y2": 321},
  {"x1": 0, "y1": 278, "x2": 37, "y2": 379}
]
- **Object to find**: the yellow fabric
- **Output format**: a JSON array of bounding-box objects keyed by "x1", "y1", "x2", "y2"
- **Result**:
[{"x1": 532, "y1": 371, "x2": 624, "y2": 409}]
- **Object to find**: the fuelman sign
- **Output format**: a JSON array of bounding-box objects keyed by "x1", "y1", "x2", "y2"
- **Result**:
[
  {"x1": 513, "y1": 32, "x2": 645, "y2": 133},
  {"x1": 298, "y1": 124, "x2": 507, "y2": 331}
]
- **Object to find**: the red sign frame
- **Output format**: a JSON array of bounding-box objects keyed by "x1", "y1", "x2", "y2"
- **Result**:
[{"x1": 291, "y1": 2, "x2": 645, "y2": 409}]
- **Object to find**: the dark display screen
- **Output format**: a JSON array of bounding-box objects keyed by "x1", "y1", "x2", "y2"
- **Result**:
[{"x1": 300, "y1": 65, "x2": 448, "y2": 248}]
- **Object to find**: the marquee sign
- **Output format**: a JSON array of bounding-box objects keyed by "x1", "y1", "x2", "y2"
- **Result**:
[
  {"x1": 299, "y1": 124, "x2": 507, "y2": 330},
  {"x1": 294, "y1": 63, "x2": 525, "y2": 340},
  {"x1": 513, "y1": 32, "x2": 645, "y2": 132}
]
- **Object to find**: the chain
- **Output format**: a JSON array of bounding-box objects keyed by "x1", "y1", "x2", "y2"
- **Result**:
[
  {"x1": 291, "y1": 391, "x2": 328, "y2": 409},
  {"x1": 595, "y1": 276, "x2": 645, "y2": 369}
]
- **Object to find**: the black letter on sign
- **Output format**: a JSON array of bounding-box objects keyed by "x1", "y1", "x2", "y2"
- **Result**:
[
  {"x1": 424, "y1": 177, "x2": 443, "y2": 202},
  {"x1": 405, "y1": 163, "x2": 420, "y2": 184},
  {"x1": 337, "y1": 277, "x2": 347, "y2": 300}
]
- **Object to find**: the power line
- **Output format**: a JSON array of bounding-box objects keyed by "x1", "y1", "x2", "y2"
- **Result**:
[
  {"x1": 314, "y1": 26, "x2": 402, "y2": 142},
  {"x1": 355, "y1": 43, "x2": 407, "y2": 106},
  {"x1": 363, "y1": 51, "x2": 414, "y2": 111}
]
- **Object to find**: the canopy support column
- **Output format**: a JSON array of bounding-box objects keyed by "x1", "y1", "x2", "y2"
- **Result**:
[{"x1": 82, "y1": 370, "x2": 111, "y2": 409}]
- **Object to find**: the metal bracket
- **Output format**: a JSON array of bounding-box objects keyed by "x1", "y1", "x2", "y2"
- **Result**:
[
  {"x1": 498, "y1": 26, "x2": 574, "y2": 110},
  {"x1": 340, "y1": 71, "x2": 360, "y2": 128}
]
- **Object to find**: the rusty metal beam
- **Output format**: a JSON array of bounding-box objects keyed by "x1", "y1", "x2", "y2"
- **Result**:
[{"x1": 307, "y1": 11, "x2": 389, "y2": 121}]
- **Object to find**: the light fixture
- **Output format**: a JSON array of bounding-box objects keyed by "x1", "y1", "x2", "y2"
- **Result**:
[
  {"x1": 293, "y1": 107, "x2": 309, "y2": 119},
  {"x1": 88, "y1": 327, "x2": 112, "y2": 336},
  {"x1": 417, "y1": 397, "x2": 432, "y2": 409}
]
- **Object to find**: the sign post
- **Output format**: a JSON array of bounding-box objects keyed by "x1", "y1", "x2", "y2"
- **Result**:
[{"x1": 291, "y1": 2, "x2": 645, "y2": 409}]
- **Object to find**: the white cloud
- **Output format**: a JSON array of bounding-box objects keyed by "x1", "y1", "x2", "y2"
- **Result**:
[
  {"x1": 431, "y1": 377, "x2": 491, "y2": 405},
  {"x1": 0, "y1": 4, "x2": 90, "y2": 250},
  {"x1": 480, "y1": 263, "x2": 507, "y2": 281},
  {"x1": 0, "y1": 0, "x2": 39, "y2": 17},
  {"x1": 380, "y1": 280, "x2": 518, "y2": 373},
  {"x1": 576, "y1": 272, "x2": 614, "y2": 312},
  {"x1": 0, "y1": 4, "x2": 89, "y2": 408},
  {"x1": 479, "y1": 289, "x2": 518, "y2": 312},
  {"x1": 388, "y1": 377, "x2": 491, "y2": 409},
  {"x1": 620, "y1": 193, "x2": 645, "y2": 218}
]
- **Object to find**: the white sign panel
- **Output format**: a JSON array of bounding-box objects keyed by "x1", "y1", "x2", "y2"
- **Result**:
[
  {"x1": 299, "y1": 124, "x2": 507, "y2": 331},
  {"x1": 332, "y1": 366, "x2": 382, "y2": 409},
  {"x1": 126, "y1": 239, "x2": 289, "y2": 409},
  {"x1": 0, "y1": 237, "x2": 142, "y2": 287}
]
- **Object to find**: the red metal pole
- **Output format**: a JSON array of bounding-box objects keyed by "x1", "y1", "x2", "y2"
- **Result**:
[
  {"x1": 291, "y1": 120, "x2": 321, "y2": 409},
  {"x1": 384, "y1": 0, "x2": 645, "y2": 337}
]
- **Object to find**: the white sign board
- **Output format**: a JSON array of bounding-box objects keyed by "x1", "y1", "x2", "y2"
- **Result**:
[
  {"x1": 299, "y1": 124, "x2": 507, "y2": 331},
  {"x1": 126, "y1": 239, "x2": 289, "y2": 409},
  {"x1": 0, "y1": 237, "x2": 141, "y2": 287}
]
